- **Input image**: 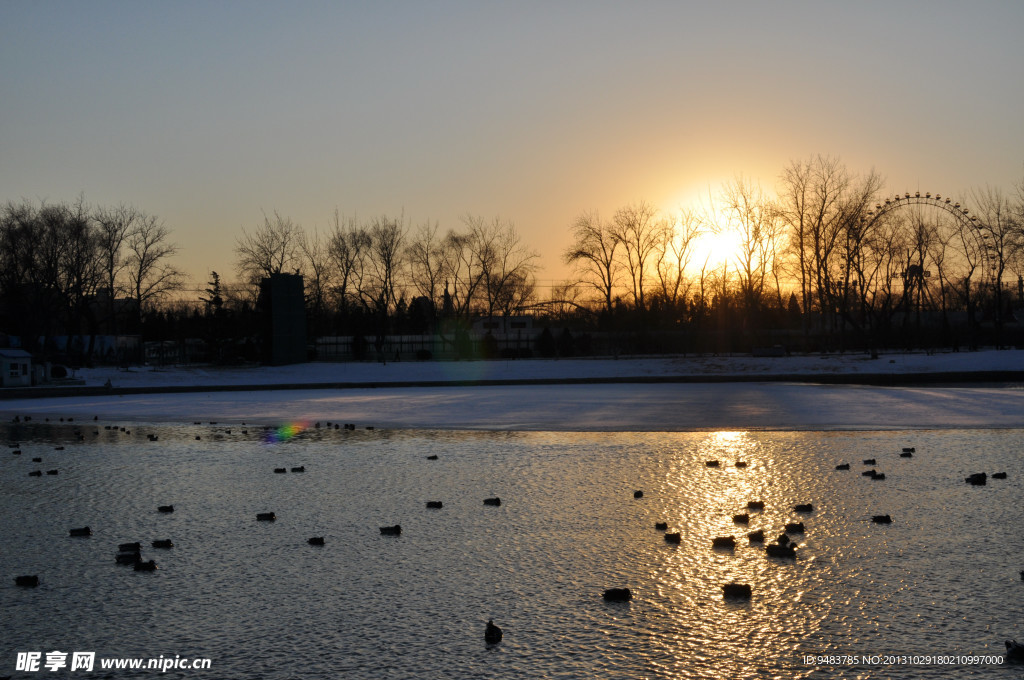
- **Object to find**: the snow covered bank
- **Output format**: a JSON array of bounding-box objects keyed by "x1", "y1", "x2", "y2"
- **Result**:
[
  {"x1": 2, "y1": 382, "x2": 1023, "y2": 431},
  {"x1": 65, "y1": 348, "x2": 1024, "y2": 390},
  {"x1": 2, "y1": 350, "x2": 1022, "y2": 431}
]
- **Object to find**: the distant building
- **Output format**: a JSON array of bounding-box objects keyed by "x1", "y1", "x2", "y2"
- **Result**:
[
  {"x1": 471, "y1": 315, "x2": 534, "y2": 336},
  {"x1": 0, "y1": 348, "x2": 32, "y2": 388},
  {"x1": 259, "y1": 273, "x2": 306, "y2": 365}
]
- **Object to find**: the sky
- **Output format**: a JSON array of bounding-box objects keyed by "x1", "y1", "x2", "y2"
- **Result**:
[{"x1": 2, "y1": 1, "x2": 1023, "y2": 293}]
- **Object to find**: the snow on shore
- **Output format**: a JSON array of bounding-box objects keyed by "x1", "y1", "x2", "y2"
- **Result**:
[
  {"x1": 2, "y1": 350, "x2": 1022, "y2": 431},
  {"x1": 71, "y1": 348, "x2": 1024, "y2": 390}
]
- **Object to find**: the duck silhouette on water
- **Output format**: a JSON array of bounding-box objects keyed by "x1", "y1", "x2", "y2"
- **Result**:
[{"x1": 485, "y1": 620, "x2": 503, "y2": 644}]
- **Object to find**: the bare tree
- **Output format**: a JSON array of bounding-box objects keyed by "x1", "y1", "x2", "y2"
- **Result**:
[
  {"x1": 610, "y1": 201, "x2": 663, "y2": 313},
  {"x1": 462, "y1": 215, "x2": 539, "y2": 319},
  {"x1": 720, "y1": 176, "x2": 785, "y2": 316},
  {"x1": 0, "y1": 200, "x2": 56, "y2": 347},
  {"x1": 441, "y1": 228, "x2": 484, "y2": 318},
  {"x1": 406, "y1": 219, "x2": 448, "y2": 304},
  {"x1": 327, "y1": 210, "x2": 370, "y2": 311},
  {"x1": 970, "y1": 185, "x2": 1021, "y2": 329},
  {"x1": 357, "y1": 214, "x2": 407, "y2": 315},
  {"x1": 564, "y1": 210, "x2": 620, "y2": 316},
  {"x1": 93, "y1": 203, "x2": 139, "y2": 330},
  {"x1": 234, "y1": 210, "x2": 304, "y2": 292},
  {"x1": 652, "y1": 207, "x2": 703, "y2": 310},
  {"x1": 298, "y1": 227, "x2": 333, "y2": 333},
  {"x1": 125, "y1": 212, "x2": 183, "y2": 320},
  {"x1": 779, "y1": 157, "x2": 882, "y2": 337}
]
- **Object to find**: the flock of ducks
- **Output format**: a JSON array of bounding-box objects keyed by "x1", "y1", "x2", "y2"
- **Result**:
[
  {"x1": 7, "y1": 416, "x2": 1021, "y2": 651},
  {"x1": 7, "y1": 418, "x2": 369, "y2": 582},
  {"x1": 642, "y1": 460, "x2": 826, "y2": 599},
  {"x1": 625, "y1": 443, "x2": 1016, "y2": 622},
  {"x1": 8, "y1": 415, "x2": 511, "y2": 644}
]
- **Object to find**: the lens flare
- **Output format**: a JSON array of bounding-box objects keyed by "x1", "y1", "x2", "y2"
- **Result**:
[{"x1": 263, "y1": 421, "x2": 309, "y2": 443}]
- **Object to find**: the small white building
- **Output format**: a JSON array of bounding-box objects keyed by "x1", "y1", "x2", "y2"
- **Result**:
[
  {"x1": 0, "y1": 349, "x2": 32, "y2": 388},
  {"x1": 471, "y1": 315, "x2": 535, "y2": 336}
]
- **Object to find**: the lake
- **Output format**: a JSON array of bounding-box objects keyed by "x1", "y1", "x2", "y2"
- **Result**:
[{"x1": 2, "y1": 422, "x2": 1021, "y2": 678}]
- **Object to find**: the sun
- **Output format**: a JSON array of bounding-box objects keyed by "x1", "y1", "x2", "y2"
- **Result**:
[
  {"x1": 689, "y1": 225, "x2": 743, "y2": 273},
  {"x1": 663, "y1": 189, "x2": 745, "y2": 275}
]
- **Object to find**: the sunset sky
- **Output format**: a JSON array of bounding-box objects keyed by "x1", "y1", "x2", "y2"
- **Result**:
[{"x1": 2, "y1": 1, "x2": 1022, "y2": 292}]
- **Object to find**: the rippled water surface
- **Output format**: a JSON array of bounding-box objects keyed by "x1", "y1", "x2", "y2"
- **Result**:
[{"x1": 2, "y1": 423, "x2": 1022, "y2": 679}]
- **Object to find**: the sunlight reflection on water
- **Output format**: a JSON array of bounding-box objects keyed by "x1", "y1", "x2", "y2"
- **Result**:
[{"x1": 1, "y1": 424, "x2": 1021, "y2": 679}]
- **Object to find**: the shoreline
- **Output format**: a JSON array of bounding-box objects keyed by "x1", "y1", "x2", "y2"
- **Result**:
[
  {"x1": 2, "y1": 381, "x2": 1023, "y2": 432},
  {"x1": 2, "y1": 368, "x2": 1024, "y2": 401}
]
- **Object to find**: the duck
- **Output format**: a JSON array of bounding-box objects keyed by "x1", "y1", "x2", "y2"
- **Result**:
[
  {"x1": 152, "y1": 540, "x2": 174, "y2": 549},
  {"x1": 308, "y1": 537, "x2": 325, "y2": 546},
  {"x1": 863, "y1": 458, "x2": 875, "y2": 465},
  {"x1": 157, "y1": 505, "x2": 174, "y2": 513},
  {"x1": 722, "y1": 583, "x2": 752, "y2": 599},
  {"x1": 15, "y1": 575, "x2": 39, "y2": 587},
  {"x1": 705, "y1": 460, "x2": 720, "y2": 467},
  {"x1": 633, "y1": 490, "x2": 644, "y2": 499},
  {"x1": 794, "y1": 504, "x2": 813, "y2": 513},
  {"x1": 426, "y1": 501, "x2": 443, "y2": 509},
  {"x1": 785, "y1": 522, "x2": 805, "y2": 534},
  {"x1": 602, "y1": 587, "x2": 632, "y2": 602},
  {"x1": 256, "y1": 512, "x2": 276, "y2": 521},
  {"x1": 747, "y1": 501, "x2": 765, "y2": 510},
  {"x1": 485, "y1": 620, "x2": 503, "y2": 643},
  {"x1": 747, "y1": 529, "x2": 765, "y2": 542},
  {"x1": 712, "y1": 536, "x2": 736, "y2": 549},
  {"x1": 290, "y1": 466, "x2": 305, "y2": 473},
  {"x1": 426, "y1": 455, "x2": 439, "y2": 460},
  {"x1": 379, "y1": 525, "x2": 401, "y2": 536},
  {"x1": 835, "y1": 463, "x2": 850, "y2": 470},
  {"x1": 965, "y1": 472, "x2": 987, "y2": 485},
  {"x1": 654, "y1": 522, "x2": 668, "y2": 531},
  {"x1": 732, "y1": 513, "x2": 749, "y2": 524},
  {"x1": 274, "y1": 468, "x2": 287, "y2": 473},
  {"x1": 1006, "y1": 640, "x2": 1023, "y2": 662},
  {"x1": 118, "y1": 542, "x2": 141, "y2": 552},
  {"x1": 69, "y1": 527, "x2": 92, "y2": 537},
  {"x1": 133, "y1": 560, "x2": 158, "y2": 572},
  {"x1": 871, "y1": 515, "x2": 892, "y2": 524},
  {"x1": 483, "y1": 497, "x2": 502, "y2": 506},
  {"x1": 766, "y1": 542, "x2": 797, "y2": 558},
  {"x1": 664, "y1": 532, "x2": 682, "y2": 544}
]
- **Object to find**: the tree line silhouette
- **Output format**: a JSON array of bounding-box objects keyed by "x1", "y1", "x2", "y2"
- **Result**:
[{"x1": 2, "y1": 156, "x2": 1022, "y2": 364}]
